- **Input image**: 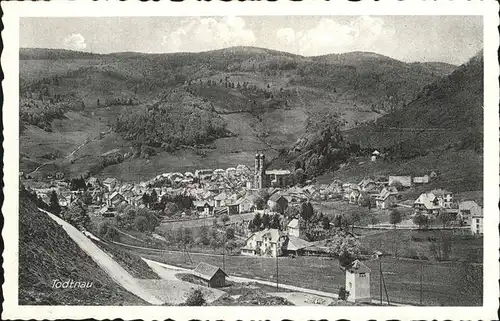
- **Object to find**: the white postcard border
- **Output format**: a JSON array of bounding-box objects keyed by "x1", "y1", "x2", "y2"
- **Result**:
[{"x1": 2, "y1": 1, "x2": 499, "y2": 320}]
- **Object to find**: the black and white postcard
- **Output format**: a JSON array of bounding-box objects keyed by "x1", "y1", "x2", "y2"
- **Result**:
[{"x1": 2, "y1": 1, "x2": 499, "y2": 320}]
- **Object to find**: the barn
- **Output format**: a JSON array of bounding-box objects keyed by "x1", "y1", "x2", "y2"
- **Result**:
[{"x1": 192, "y1": 262, "x2": 227, "y2": 288}]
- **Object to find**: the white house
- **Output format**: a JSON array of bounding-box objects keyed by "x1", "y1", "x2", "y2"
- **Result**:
[
  {"x1": 375, "y1": 187, "x2": 398, "y2": 209},
  {"x1": 240, "y1": 229, "x2": 287, "y2": 257},
  {"x1": 287, "y1": 218, "x2": 300, "y2": 238},
  {"x1": 431, "y1": 189, "x2": 453, "y2": 208},
  {"x1": 345, "y1": 260, "x2": 371, "y2": 303},
  {"x1": 471, "y1": 212, "x2": 483, "y2": 235},
  {"x1": 414, "y1": 192, "x2": 441, "y2": 216},
  {"x1": 458, "y1": 200, "x2": 482, "y2": 225}
]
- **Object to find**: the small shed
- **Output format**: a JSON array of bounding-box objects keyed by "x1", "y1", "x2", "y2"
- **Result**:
[{"x1": 192, "y1": 262, "x2": 227, "y2": 288}]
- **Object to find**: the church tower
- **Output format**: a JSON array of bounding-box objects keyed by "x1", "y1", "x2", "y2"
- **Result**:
[{"x1": 254, "y1": 152, "x2": 265, "y2": 189}]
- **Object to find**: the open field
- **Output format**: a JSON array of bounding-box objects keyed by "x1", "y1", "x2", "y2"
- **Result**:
[
  {"x1": 121, "y1": 244, "x2": 482, "y2": 306},
  {"x1": 354, "y1": 228, "x2": 483, "y2": 263},
  {"x1": 158, "y1": 212, "x2": 255, "y2": 231}
]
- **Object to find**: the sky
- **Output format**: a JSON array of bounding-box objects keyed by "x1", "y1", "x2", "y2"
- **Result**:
[{"x1": 20, "y1": 16, "x2": 483, "y2": 65}]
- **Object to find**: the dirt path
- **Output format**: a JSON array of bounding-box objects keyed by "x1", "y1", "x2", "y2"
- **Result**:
[{"x1": 40, "y1": 208, "x2": 164, "y2": 305}]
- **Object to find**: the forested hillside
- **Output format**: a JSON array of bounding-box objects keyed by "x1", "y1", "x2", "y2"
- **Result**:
[{"x1": 19, "y1": 46, "x2": 456, "y2": 179}]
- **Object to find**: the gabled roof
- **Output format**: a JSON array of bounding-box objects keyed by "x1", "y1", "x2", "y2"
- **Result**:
[
  {"x1": 103, "y1": 177, "x2": 117, "y2": 184},
  {"x1": 109, "y1": 191, "x2": 124, "y2": 200},
  {"x1": 265, "y1": 169, "x2": 291, "y2": 175},
  {"x1": 414, "y1": 192, "x2": 441, "y2": 210},
  {"x1": 287, "y1": 218, "x2": 299, "y2": 229},
  {"x1": 346, "y1": 259, "x2": 371, "y2": 274},
  {"x1": 459, "y1": 200, "x2": 480, "y2": 209},
  {"x1": 269, "y1": 193, "x2": 286, "y2": 202},
  {"x1": 248, "y1": 228, "x2": 284, "y2": 243},
  {"x1": 193, "y1": 262, "x2": 227, "y2": 281},
  {"x1": 214, "y1": 192, "x2": 228, "y2": 200},
  {"x1": 376, "y1": 187, "x2": 398, "y2": 201},
  {"x1": 286, "y1": 235, "x2": 311, "y2": 251}
]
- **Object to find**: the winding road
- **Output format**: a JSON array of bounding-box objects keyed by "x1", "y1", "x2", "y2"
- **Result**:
[{"x1": 40, "y1": 208, "x2": 165, "y2": 305}]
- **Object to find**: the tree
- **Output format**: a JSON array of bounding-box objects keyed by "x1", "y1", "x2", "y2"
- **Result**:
[
  {"x1": 322, "y1": 216, "x2": 331, "y2": 230},
  {"x1": 389, "y1": 210, "x2": 402, "y2": 227},
  {"x1": 198, "y1": 226, "x2": 210, "y2": 245},
  {"x1": 150, "y1": 189, "x2": 158, "y2": 204},
  {"x1": 413, "y1": 214, "x2": 429, "y2": 229},
  {"x1": 64, "y1": 202, "x2": 90, "y2": 229},
  {"x1": 438, "y1": 209, "x2": 453, "y2": 228},
  {"x1": 271, "y1": 214, "x2": 281, "y2": 229},
  {"x1": 220, "y1": 214, "x2": 230, "y2": 225},
  {"x1": 185, "y1": 289, "x2": 205, "y2": 306},
  {"x1": 300, "y1": 202, "x2": 314, "y2": 223},
  {"x1": 225, "y1": 227, "x2": 235, "y2": 240},
  {"x1": 134, "y1": 216, "x2": 148, "y2": 232},
  {"x1": 252, "y1": 213, "x2": 262, "y2": 231},
  {"x1": 81, "y1": 191, "x2": 93, "y2": 205},
  {"x1": 261, "y1": 213, "x2": 270, "y2": 229},
  {"x1": 326, "y1": 233, "x2": 361, "y2": 268},
  {"x1": 285, "y1": 206, "x2": 300, "y2": 219},
  {"x1": 142, "y1": 193, "x2": 151, "y2": 208},
  {"x1": 332, "y1": 215, "x2": 342, "y2": 228},
  {"x1": 97, "y1": 222, "x2": 120, "y2": 241},
  {"x1": 49, "y1": 190, "x2": 61, "y2": 214},
  {"x1": 338, "y1": 286, "x2": 350, "y2": 301}
]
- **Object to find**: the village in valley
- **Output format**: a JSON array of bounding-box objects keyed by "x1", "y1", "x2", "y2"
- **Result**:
[
  {"x1": 17, "y1": 15, "x2": 484, "y2": 308},
  {"x1": 22, "y1": 148, "x2": 483, "y2": 306}
]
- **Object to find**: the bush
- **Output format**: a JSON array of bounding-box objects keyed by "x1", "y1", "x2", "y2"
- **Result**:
[
  {"x1": 97, "y1": 221, "x2": 120, "y2": 241},
  {"x1": 185, "y1": 289, "x2": 205, "y2": 306},
  {"x1": 338, "y1": 286, "x2": 349, "y2": 301},
  {"x1": 134, "y1": 216, "x2": 148, "y2": 232}
]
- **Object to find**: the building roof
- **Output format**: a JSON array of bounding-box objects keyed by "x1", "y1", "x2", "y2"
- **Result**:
[
  {"x1": 193, "y1": 200, "x2": 214, "y2": 208},
  {"x1": 287, "y1": 218, "x2": 299, "y2": 229},
  {"x1": 265, "y1": 169, "x2": 291, "y2": 175},
  {"x1": 193, "y1": 262, "x2": 227, "y2": 281},
  {"x1": 376, "y1": 187, "x2": 398, "y2": 201},
  {"x1": 459, "y1": 200, "x2": 480, "y2": 209},
  {"x1": 214, "y1": 192, "x2": 228, "y2": 201},
  {"x1": 248, "y1": 228, "x2": 284, "y2": 243},
  {"x1": 346, "y1": 259, "x2": 371, "y2": 274},
  {"x1": 269, "y1": 193, "x2": 286, "y2": 202},
  {"x1": 103, "y1": 177, "x2": 117, "y2": 185},
  {"x1": 414, "y1": 192, "x2": 441, "y2": 210},
  {"x1": 109, "y1": 191, "x2": 124, "y2": 200},
  {"x1": 286, "y1": 235, "x2": 311, "y2": 251}
]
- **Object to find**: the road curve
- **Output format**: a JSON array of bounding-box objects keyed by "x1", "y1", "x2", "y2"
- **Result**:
[{"x1": 39, "y1": 208, "x2": 164, "y2": 305}]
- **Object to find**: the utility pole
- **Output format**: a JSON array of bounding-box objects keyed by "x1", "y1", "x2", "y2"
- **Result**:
[
  {"x1": 276, "y1": 253, "x2": 279, "y2": 290},
  {"x1": 379, "y1": 259, "x2": 383, "y2": 305},
  {"x1": 420, "y1": 262, "x2": 423, "y2": 305},
  {"x1": 222, "y1": 231, "x2": 226, "y2": 271}
]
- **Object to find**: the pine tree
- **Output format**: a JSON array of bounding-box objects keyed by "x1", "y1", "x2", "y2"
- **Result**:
[{"x1": 49, "y1": 190, "x2": 61, "y2": 214}]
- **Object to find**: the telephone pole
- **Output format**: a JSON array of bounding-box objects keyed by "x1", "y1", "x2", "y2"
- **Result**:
[
  {"x1": 419, "y1": 262, "x2": 423, "y2": 305},
  {"x1": 276, "y1": 254, "x2": 279, "y2": 290},
  {"x1": 379, "y1": 259, "x2": 383, "y2": 305}
]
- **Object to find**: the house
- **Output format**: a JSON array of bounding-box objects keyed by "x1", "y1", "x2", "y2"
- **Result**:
[
  {"x1": 284, "y1": 235, "x2": 312, "y2": 256},
  {"x1": 192, "y1": 262, "x2": 227, "y2": 288},
  {"x1": 195, "y1": 169, "x2": 213, "y2": 180},
  {"x1": 108, "y1": 191, "x2": 126, "y2": 207},
  {"x1": 414, "y1": 192, "x2": 441, "y2": 216},
  {"x1": 431, "y1": 189, "x2": 453, "y2": 208},
  {"x1": 287, "y1": 218, "x2": 300, "y2": 238},
  {"x1": 229, "y1": 196, "x2": 256, "y2": 214},
  {"x1": 458, "y1": 200, "x2": 482, "y2": 225},
  {"x1": 240, "y1": 229, "x2": 287, "y2": 257},
  {"x1": 214, "y1": 192, "x2": 228, "y2": 208},
  {"x1": 371, "y1": 150, "x2": 380, "y2": 162},
  {"x1": 193, "y1": 200, "x2": 214, "y2": 217},
  {"x1": 413, "y1": 175, "x2": 430, "y2": 184},
  {"x1": 470, "y1": 212, "x2": 483, "y2": 235},
  {"x1": 103, "y1": 177, "x2": 118, "y2": 192},
  {"x1": 358, "y1": 178, "x2": 377, "y2": 192},
  {"x1": 267, "y1": 193, "x2": 289, "y2": 213},
  {"x1": 375, "y1": 187, "x2": 398, "y2": 209},
  {"x1": 349, "y1": 188, "x2": 361, "y2": 204},
  {"x1": 265, "y1": 169, "x2": 291, "y2": 187},
  {"x1": 345, "y1": 260, "x2": 371, "y2": 303},
  {"x1": 388, "y1": 176, "x2": 412, "y2": 188}
]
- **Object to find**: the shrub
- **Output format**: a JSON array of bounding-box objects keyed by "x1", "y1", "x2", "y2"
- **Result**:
[
  {"x1": 134, "y1": 216, "x2": 148, "y2": 232},
  {"x1": 185, "y1": 289, "x2": 206, "y2": 306},
  {"x1": 338, "y1": 286, "x2": 350, "y2": 301}
]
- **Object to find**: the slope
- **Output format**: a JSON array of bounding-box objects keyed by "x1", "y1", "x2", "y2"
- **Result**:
[
  {"x1": 19, "y1": 47, "x2": 455, "y2": 180},
  {"x1": 270, "y1": 51, "x2": 483, "y2": 191},
  {"x1": 18, "y1": 188, "x2": 151, "y2": 305}
]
